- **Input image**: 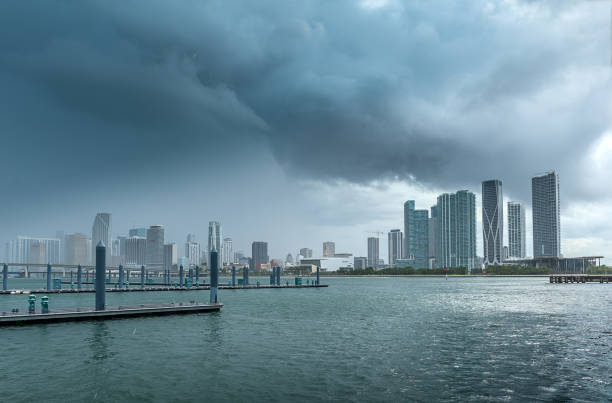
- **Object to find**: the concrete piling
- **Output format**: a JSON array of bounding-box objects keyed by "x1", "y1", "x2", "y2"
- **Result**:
[
  {"x1": 232, "y1": 265, "x2": 236, "y2": 286},
  {"x1": 195, "y1": 265, "x2": 200, "y2": 285},
  {"x1": 77, "y1": 265, "x2": 82, "y2": 290},
  {"x1": 141, "y1": 265, "x2": 145, "y2": 288},
  {"x1": 316, "y1": 266, "x2": 320, "y2": 285},
  {"x1": 276, "y1": 266, "x2": 281, "y2": 286},
  {"x1": 2, "y1": 264, "x2": 7, "y2": 291},
  {"x1": 95, "y1": 241, "x2": 106, "y2": 311},
  {"x1": 243, "y1": 265, "x2": 249, "y2": 285},
  {"x1": 210, "y1": 249, "x2": 219, "y2": 304},
  {"x1": 47, "y1": 264, "x2": 52, "y2": 291},
  {"x1": 119, "y1": 265, "x2": 124, "y2": 289},
  {"x1": 179, "y1": 265, "x2": 184, "y2": 287}
]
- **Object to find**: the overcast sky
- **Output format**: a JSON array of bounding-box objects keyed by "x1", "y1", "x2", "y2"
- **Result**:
[{"x1": 1, "y1": 0, "x2": 611, "y2": 262}]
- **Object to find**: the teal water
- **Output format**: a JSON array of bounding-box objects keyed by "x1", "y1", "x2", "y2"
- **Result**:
[{"x1": 1, "y1": 277, "x2": 610, "y2": 402}]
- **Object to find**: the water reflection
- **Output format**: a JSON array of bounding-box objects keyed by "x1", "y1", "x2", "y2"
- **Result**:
[{"x1": 86, "y1": 322, "x2": 115, "y2": 363}]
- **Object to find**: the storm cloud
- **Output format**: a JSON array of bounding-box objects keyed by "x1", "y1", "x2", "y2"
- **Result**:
[{"x1": 1, "y1": 0, "x2": 611, "y2": 257}]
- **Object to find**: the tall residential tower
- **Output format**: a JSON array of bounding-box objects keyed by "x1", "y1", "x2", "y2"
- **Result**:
[
  {"x1": 92, "y1": 213, "x2": 111, "y2": 264},
  {"x1": 482, "y1": 180, "x2": 504, "y2": 266},
  {"x1": 436, "y1": 191, "x2": 476, "y2": 270},
  {"x1": 388, "y1": 229, "x2": 403, "y2": 267},
  {"x1": 507, "y1": 201, "x2": 526, "y2": 258},
  {"x1": 404, "y1": 200, "x2": 429, "y2": 269},
  {"x1": 532, "y1": 171, "x2": 561, "y2": 258}
]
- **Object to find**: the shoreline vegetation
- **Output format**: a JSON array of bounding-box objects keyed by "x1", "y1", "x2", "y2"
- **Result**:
[{"x1": 324, "y1": 265, "x2": 611, "y2": 276}]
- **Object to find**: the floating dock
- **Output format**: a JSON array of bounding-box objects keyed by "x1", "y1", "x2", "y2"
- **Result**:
[
  {"x1": 550, "y1": 274, "x2": 612, "y2": 283},
  {"x1": 0, "y1": 302, "x2": 222, "y2": 326},
  {"x1": 0, "y1": 284, "x2": 327, "y2": 295}
]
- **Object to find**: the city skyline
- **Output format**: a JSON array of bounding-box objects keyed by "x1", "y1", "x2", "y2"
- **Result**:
[{"x1": 0, "y1": 169, "x2": 603, "y2": 267}]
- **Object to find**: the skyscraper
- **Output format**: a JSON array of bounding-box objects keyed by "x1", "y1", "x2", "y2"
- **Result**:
[
  {"x1": 64, "y1": 233, "x2": 88, "y2": 265},
  {"x1": 367, "y1": 237, "x2": 379, "y2": 268},
  {"x1": 428, "y1": 205, "x2": 438, "y2": 268},
  {"x1": 436, "y1": 190, "x2": 476, "y2": 270},
  {"x1": 507, "y1": 201, "x2": 526, "y2": 258},
  {"x1": 146, "y1": 225, "x2": 164, "y2": 268},
  {"x1": 125, "y1": 236, "x2": 147, "y2": 266},
  {"x1": 222, "y1": 237, "x2": 233, "y2": 265},
  {"x1": 208, "y1": 221, "x2": 222, "y2": 258},
  {"x1": 387, "y1": 229, "x2": 403, "y2": 267},
  {"x1": 323, "y1": 242, "x2": 335, "y2": 257},
  {"x1": 532, "y1": 171, "x2": 561, "y2": 258},
  {"x1": 92, "y1": 213, "x2": 111, "y2": 263},
  {"x1": 185, "y1": 236, "x2": 201, "y2": 267},
  {"x1": 404, "y1": 200, "x2": 429, "y2": 269},
  {"x1": 251, "y1": 241, "x2": 269, "y2": 271},
  {"x1": 482, "y1": 179, "x2": 504, "y2": 266}
]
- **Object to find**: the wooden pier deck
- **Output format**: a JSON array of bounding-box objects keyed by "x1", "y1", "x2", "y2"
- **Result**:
[
  {"x1": 550, "y1": 274, "x2": 612, "y2": 284},
  {"x1": 0, "y1": 284, "x2": 328, "y2": 295},
  {"x1": 0, "y1": 302, "x2": 222, "y2": 326}
]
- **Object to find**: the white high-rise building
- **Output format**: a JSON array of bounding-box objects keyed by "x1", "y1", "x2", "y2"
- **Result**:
[
  {"x1": 185, "y1": 240, "x2": 201, "y2": 267},
  {"x1": 222, "y1": 237, "x2": 233, "y2": 265},
  {"x1": 146, "y1": 226, "x2": 164, "y2": 268},
  {"x1": 6, "y1": 236, "x2": 62, "y2": 264},
  {"x1": 208, "y1": 221, "x2": 222, "y2": 255},
  {"x1": 64, "y1": 233, "x2": 88, "y2": 265},
  {"x1": 388, "y1": 229, "x2": 403, "y2": 267},
  {"x1": 92, "y1": 213, "x2": 112, "y2": 263},
  {"x1": 125, "y1": 236, "x2": 146, "y2": 266},
  {"x1": 508, "y1": 201, "x2": 526, "y2": 258}
]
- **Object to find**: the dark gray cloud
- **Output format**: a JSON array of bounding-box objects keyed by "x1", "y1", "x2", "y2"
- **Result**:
[{"x1": 0, "y1": 0, "x2": 610, "y2": 211}]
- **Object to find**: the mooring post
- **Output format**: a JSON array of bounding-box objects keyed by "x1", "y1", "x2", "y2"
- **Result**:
[
  {"x1": 179, "y1": 265, "x2": 184, "y2": 287},
  {"x1": 195, "y1": 265, "x2": 200, "y2": 285},
  {"x1": 2, "y1": 264, "x2": 7, "y2": 291},
  {"x1": 119, "y1": 264, "x2": 124, "y2": 289},
  {"x1": 86, "y1": 269, "x2": 89, "y2": 283},
  {"x1": 232, "y1": 265, "x2": 236, "y2": 286},
  {"x1": 210, "y1": 249, "x2": 219, "y2": 304},
  {"x1": 276, "y1": 266, "x2": 281, "y2": 286},
  {"x1": 70, "y1": 270, "x2": 73, "y2": 284},
  {"x1": 316, "y1": 265, "x2": 320, "y2": 285},
  {"x1": 77, "y1": 264, "x2": 82, "y2": 290},
  {"x1": 126, "y1": 269, "x2": 130, "y2": 286},
  {"x1": 141, "y1": 265, "x2": 145, "y2": 288},
  {"x1": 95, "y1": 241, "x2": 106, "y2": 311},
  {"x1": 189, "y1": 266, "x2": 194, "y2": 283},
  {"x1": 244, "y1": 265, "x2": 249, "y2": 285},
  {"x1": 46, "y1": 263, "x2": 52, "y2": 291}
]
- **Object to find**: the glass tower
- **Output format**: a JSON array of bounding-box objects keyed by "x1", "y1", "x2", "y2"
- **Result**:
[
  {"x1": 404, "y1": 200, "x2": 429, "y2": 269},
  {"x1": 532, "y1": 172, "x2": 561, "y2": 258},
  {"x1": 436, "y1": 191, "x2": 476, "y2": 270},
  {"x1": 482, "y1": 180, "x2": 503, "y2": 266}
]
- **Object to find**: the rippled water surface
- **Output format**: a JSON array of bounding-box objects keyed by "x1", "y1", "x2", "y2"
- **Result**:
[{"x1": 1, "y1": 276, "x2": 610, "y2": 402}]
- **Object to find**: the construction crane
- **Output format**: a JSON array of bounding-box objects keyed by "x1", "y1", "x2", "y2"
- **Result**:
[{"x1": 365, "y1": 231, "x2": 384, "y2": 239}]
